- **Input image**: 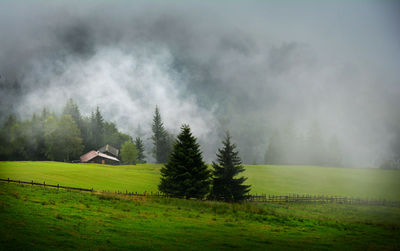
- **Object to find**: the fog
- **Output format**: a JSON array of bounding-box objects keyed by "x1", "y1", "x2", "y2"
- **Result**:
[{"x1": 0, "y1": 1, "x2": 399, "y2": 165}]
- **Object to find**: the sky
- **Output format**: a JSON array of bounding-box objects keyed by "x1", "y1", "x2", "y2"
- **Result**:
[{"x1": 0, "y1": 0, "x2": 399, "y2": 165}]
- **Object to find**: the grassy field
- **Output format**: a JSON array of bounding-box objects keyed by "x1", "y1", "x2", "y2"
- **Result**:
[
  {"x1": 1, "y1": 161, "x2": 400, "y2": 200},
  {"x1": 1, "y1": 182, "x2": 399, "y2": 250}
]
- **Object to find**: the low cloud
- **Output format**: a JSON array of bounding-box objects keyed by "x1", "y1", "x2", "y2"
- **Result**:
[{"x1": 0, "y1": 1, "x2": 399, "y2": 165}]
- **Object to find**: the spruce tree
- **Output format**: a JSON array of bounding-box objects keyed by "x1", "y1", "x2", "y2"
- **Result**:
[
  {"x1": 135, "y1": 137, "x2": 146, "y2": 163},
  {"x1": 210, "y1": 132, "x2": 251, "y2": 202},
  {"x1": 151, "y1": 106, "x2": 171, "y2": 163},
  {"x1": 63, "y1": 98, "x2": 82, "y2": 130},
  {"x1": 88, "y1": 107, "x2": 105, "y2": 149},
  {"x1": 159, "y1": 124, "x2": 210, "y2": 199}
]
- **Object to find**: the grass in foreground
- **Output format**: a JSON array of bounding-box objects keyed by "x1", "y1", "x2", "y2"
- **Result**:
[
  {"x1": 0, "y1": 182, "x2": 399, "y2": 250},
  {"x1": 1, "y1": 161, "x2": 400, "y2": 200}
]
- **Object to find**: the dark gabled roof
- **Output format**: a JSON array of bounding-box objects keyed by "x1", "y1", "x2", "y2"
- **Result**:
[
  {"x1": 98, "y1": 144, "x2": 119, "y2": 157},
  {"x1": 80, "y1": 150, "x2": 120, "y2": 163}
]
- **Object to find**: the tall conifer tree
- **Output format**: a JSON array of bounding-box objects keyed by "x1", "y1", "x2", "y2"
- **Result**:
[
  {"x1": 159, "y1": 124, "x2": 210, "y2": 199},
  {"x1": 210, "y1": 132, "x2": 251, "y2": 202},
  {"x1": 135, "y1": 137, "x2": 146, "y2": 163},
  {"x1": 151, "y1": 106, "x2": 171, "y2": 163},
  {"x1": 63, "y1": 98, "x2": 82, "y2": 129},
  {"x1": 88, "y1": 106, "x2": 105, "y2": 149}
]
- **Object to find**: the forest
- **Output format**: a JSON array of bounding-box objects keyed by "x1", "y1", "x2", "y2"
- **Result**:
[
  {"x1": 0, "y1": 99, "x2": 134, "y2": 162},
  {"x1": 1, "y1": 97, "x2": 399, "y2": 170},
  {"x1": 0, "y1": 98, "x2": 342, "y2": 166}
]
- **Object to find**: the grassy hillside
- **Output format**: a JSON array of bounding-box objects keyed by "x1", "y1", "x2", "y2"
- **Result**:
[
  {"x1": 1, "y1": 161, "x2": 400, "y2": 200},
  {"x1": 1, "y1": 182, "x2": 399, "y2": 250},
  {"x1": 245, "y1": 165, "x2": 400, "y2": 200},
  {"x1": 0, "y1": 161, "x2": 160, "y2": 193}
]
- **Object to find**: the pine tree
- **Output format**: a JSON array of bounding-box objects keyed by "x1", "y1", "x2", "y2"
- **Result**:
[
  {"x1": 151, "y1": 106, "x2": 171, "y2": 163},
  {"x1": 210, "y1": 132, "x2": 251, "y2": 202},
  {"x1": 88, "y1": 107, "x2": 105, "y2": 149},
  {"x1": 159, "y1": 124, "x2": 210, "y2": 199},
  {"x1": 63, "y1": 98, "x2": 82, "y2": 129},
  {"x1": 135, "y1": 137, "x2": 146, "y2": 163}
]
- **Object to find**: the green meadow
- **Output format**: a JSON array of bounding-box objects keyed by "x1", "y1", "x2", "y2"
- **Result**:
[
  {"x1": 1, "y1": 182, "x2": 399, "y2": 250},
  {"x1": 0, "y1": 161, "x2": 400, "y2": 200}
]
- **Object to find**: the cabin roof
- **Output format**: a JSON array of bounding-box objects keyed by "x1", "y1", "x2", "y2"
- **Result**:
[
  {"x1": 98, "y1": 144, "x2": 119, "y2": 157},
  {"x1": 80, "y1": 150, "x2": 120, "y2": 163}
]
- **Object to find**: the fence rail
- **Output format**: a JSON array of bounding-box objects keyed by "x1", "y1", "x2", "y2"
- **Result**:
[
  {"x1": 1, "y1": 178, "x2": 399, "y2": 207},
  {"x1": 246, "y1": 194, "x2": 400, "y2": 207},
  {"x1": 0, "y1": 178, "x2": 93, "y2": 192}
]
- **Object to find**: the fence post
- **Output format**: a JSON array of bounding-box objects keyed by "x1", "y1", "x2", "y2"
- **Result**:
[
  {"x1": 32, "y1": 180, "x2": 33, "y2": 186},
  {"x1": 43, "y1": 181, "x2": 45, "y2": 187},
  {"x1": 7, "y1": 178, "x2": 9, "y2": 183}
]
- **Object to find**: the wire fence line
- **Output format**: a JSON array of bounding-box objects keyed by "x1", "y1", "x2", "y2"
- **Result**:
[
  {"x1": 1, "y1": 178, "x2": 399, "y2": 207},
  {"x1": 0, "y1": 178, "x2": 94, "y2": 192}
]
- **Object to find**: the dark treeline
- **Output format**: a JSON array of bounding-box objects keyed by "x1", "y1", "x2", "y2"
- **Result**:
[
  {"x1": 0, "y1": 99, "x2": 137, "y2": 162},
  {"x1": 0, "y1": 99, "x2": 175, "y2": 164},
  {"x1": 2, "y1": 98, "x2": 397, "y2": 170},
  {"x1": 0, "y1": 99, "x2": 347, "y2": 167}
]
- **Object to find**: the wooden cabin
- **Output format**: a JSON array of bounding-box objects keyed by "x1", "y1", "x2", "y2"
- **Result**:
[{"x1": 80, "y1": 150, "x2": 120, "y2": 165}]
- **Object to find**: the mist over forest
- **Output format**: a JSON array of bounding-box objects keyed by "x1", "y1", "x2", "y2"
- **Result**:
[{"x1": 1, "y1": 1, "x2": 399, "y2": 166}]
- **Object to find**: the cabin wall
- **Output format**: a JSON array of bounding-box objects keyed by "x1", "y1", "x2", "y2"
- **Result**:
[{"x1": 90, "y1": 156, "x2": 119, "y2": 165}]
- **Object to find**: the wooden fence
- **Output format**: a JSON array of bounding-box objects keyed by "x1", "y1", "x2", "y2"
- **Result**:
[
  {"x1": 246, "y1": 194, "x2": 400, "y2": 207},
  {"x1": 0, "y1": 178, "x2": 93, "y2": 192},
  {"x1": 1, "y1": 178, "x2": 399, "y2": 207}
]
